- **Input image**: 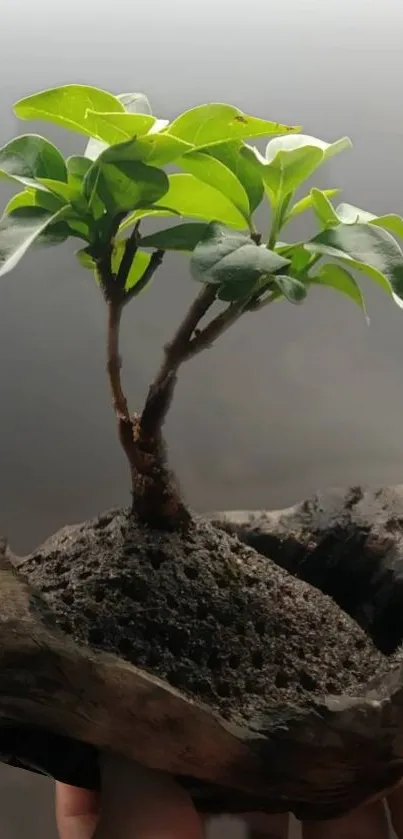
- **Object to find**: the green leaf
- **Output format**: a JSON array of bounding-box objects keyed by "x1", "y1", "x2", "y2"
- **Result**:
[
  {"x1": 84, "y1": 158, "x2": 169, "y2": 214},
  {"x1": 306, "y1": 223, "x2": 403, "y2": 304},
  {"x1": 4, "y1": 188, "x2": 64, "y2": 215},
  {"x1": 217, "y1": 273, "x2": 270, "y2": 302},
  {"x1": 100, "y1": 134, "x2": 192, "y2": 166},
  {"x1": 112, "y1": 243, "x2": 151, "y2": 291},
  {"x1": 140, "y1": 222, "x2": 209, "y2": 251},
  {"x1": 265, "y1": 134, "x2": 351, "y2": 165},
  {"x1": 285, "y1": 189, "x2": 340, "y2": 223},
  {"x1": 36, "y1": 178, "x2": 76, "y2": 203},
  {"x1": 76, "y1": 247, "x2": 95, "y2": 270},
  {"x1": 198, "y1": 141, "x2": 264, "y2": 215},
  {"x1": 309, "y1": 262, "x2": 368, "y2": 320},
  {"x1": 62, "y1": 212, "x2": 92, "y2": 242},
  {"x1": 251, "y1": 135, "x2": 351, "y2": 204},
  {"x1": 273, "y1": 275, "x2": 307, "y2": 303},
  {"x1": 4, "y1": 190, "x2": 36, "y2": 214},
  {"x1": 263, "y1": 146, "x2": 324, "y2": 204},
  {"x1": 310, "y1": 188, "x2": 340, "y2": 228},
  {"x1": 275, "y1": 242, "x2": 314, "y2": 278},
  {"x1": 167, "y1": 103, "x2": 299, "y2": 148},
  {"x1": 154, "y1": 174, "x2": 248, "y2": 229},
  {"x1": 129, "y1": 134, "x2": 192, "y2": 166},
  {"x1": 125, "y1": 252, "x2": 152, "y2": 292},
  {"x1": 67, "y1": 155, "x2": 92, "y2": 180},
  {"x1": 82, "y1": 111, "x2": 156, "y2": 145},
  {"x1": 37, "y1": 173, "x2": 97, "y2": 226},
  {"x1": 65, "y1": 155, "x2": 104, "y2": 220},
  {"x1": 66, "y1": 154, "x2": 92, "y2": 184},
  {"x1": 190, "y1": 222, "x2": 290, "y2": 285},
  {"x1": 83, "y1": 92, "x2": 154, "y2": 160},
  {"x1": 5, "y1": 187, "x2": 91, "y2": 243},
  {"x1": 177, "y1": 150, "x2": 250, "y2": 221},
  {"x1": 336, "y1": 203, "x2": 403, "y2": 239},
  {"x1": 370, "y1": 215, "x2": 403, "y2": 239},
  {"x1": 119, "y1": 206, "x2": 181, "y2": 232},
  {"x1": 14, "y1": 84, "x2": 124, "y2": 138},
  {"x1": 333, "y1": 203, "x2": 373, "y2": 224},
  {"x1": 0, "y1": 206, "x2": 66, "y2": 277},
  {"x1": 66, "y1": 156, "x2": 93, "y2": 202},
  {"x1": 0, "y1": 135, "x2": 67, "y2": 189},
  {"x1": 289, "y1": 244, "x2": 313, "y2": 276}
]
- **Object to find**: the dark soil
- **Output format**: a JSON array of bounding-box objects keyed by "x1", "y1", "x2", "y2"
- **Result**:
[
  {"x1": 212, "y1": 486, "x2": 403, "y2": 654},
  {"x1": 19, "y1": 508, "x2": 387, "y2": 728}
]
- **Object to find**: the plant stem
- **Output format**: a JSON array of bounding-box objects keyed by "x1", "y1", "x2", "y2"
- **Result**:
[
  {"x1": 107, "y1": 301, "x2": 129, "y2": 420},
  {"x1": 106, "y1": 297, "x2": 190, "y2": 529},
  {"x1": 106, "y1": 300, "x2": 140, "y2": 498},
  {"x1": 140, "y1": 285, "x2": 217, "y2": 439},
  {"x1": 116, "y1": 221, "x2": 141, "y2": 289},
  {"x1": 268, "y1": 210, "x2": 280, "y2": 250},
  {"x1": 185, "y1": 301, "x2": 246, "y2": 360},
  {"x1": 267, "y1": 195, "x2": 291, "y2": 250},
  {"x1": 248, "y1": 289, "x2": 281, "y2": 311}
]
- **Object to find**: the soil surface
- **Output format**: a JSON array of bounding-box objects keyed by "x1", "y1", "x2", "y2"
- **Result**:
[
  {"x1": 212, "y1": 486, "x2": 403, "y2": 654},
  {"x1": 18, "y1": 508, "x2": 389, "y2": 728}
]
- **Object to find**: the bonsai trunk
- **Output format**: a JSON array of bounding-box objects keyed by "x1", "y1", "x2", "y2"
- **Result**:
[
  {"x1": 105, "y1": 280, "x2": 242, "y2": 531},
  {"x1": 106, "y1": 298, "x2": 190, "y2": 530}
]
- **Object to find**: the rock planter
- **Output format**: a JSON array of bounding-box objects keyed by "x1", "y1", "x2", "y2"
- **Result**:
[{"x1": 2, "y1": 485, "x2": 403, "y2": 820}]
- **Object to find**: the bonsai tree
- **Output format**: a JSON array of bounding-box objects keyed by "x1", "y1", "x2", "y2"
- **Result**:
[{"x1": 2, "y1": 83, "x2": 403, "y2": 822}]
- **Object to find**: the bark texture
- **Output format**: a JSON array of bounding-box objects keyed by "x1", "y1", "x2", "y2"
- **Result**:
[{"x1": 1, "y1": 486, "x2": 403, "y2": 819}]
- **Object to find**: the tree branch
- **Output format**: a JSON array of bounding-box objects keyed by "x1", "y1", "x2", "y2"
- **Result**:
[
  {"x1": 106, "y1": 301, "x2": 129, "y2": 421},
  {"x1": 130, "y1": 282, "x2": 216, "y2": 525},
  {"x1": 184, "y1": 300, "x2": 246, "y2": 360},
  {"x1": 106, "y1": 299, "x2": 140, "y2": 500},
  {"x1": 140, "y1": 286, "x2": 241, "y2": 439}
]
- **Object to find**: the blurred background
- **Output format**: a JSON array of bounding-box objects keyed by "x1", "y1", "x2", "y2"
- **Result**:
[{"x1": 0, "y1": 0, "x2": 403, "y2": 834}]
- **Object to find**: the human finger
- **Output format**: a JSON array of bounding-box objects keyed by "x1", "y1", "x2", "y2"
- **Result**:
[
  {"x1": 93, "y1": 753, "x2": 204, "y2": 839},
  {"x1": 55, "y1": 782, "x2": 100, "y2": 839}
]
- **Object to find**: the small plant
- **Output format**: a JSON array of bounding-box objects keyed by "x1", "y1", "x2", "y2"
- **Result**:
[
  {"x1": 2, "y1": 83, "x2": 403, "y2": 529},
  {"x1": 4, "y1": 84, "x2": 403, "y2": 820}
]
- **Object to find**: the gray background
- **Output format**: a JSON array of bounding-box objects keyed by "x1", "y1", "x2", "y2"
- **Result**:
[{"x1": 1, "y1": 0, "x2": 403, "y2": 834}]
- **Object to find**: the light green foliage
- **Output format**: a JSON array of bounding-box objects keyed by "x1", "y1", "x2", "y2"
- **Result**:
[
  {"x1": 0, "y1": 82, "x2": 403, "y2": 317},
  {"x1": 166, "y1": 103, "x2": 299, "y2": 147},
  {"x1": 14, "y1": 85, "x2": 124, "y2": 138}
]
